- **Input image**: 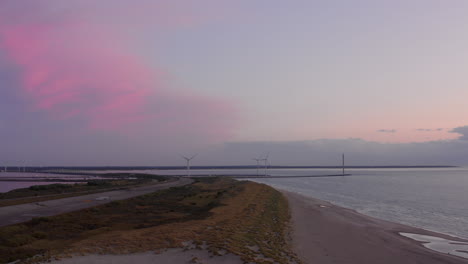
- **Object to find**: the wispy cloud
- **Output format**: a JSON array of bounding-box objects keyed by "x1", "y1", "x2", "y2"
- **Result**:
[
  {"x1": 416, "y1": 128, "x2": 444, "y2": 132},
  {"x1": 377, "y1": 129, "x2": 397, "y2": 133}
]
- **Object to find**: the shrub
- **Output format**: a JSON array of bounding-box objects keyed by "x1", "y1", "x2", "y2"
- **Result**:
[
  {"x1": 86, "y1": 181, "x2": 110, "y2": 186},
  {"x1": 30, "y1": 217, "x2": 50, "y2": 225},
  {"x1": 4, "y1": 234, "x2": 35, "y2": 247},
  {"x1": 29, "y1": 184, "x2": 72, "y2": 191},
  {"x1": 32, "y1": 231, "x2": 47, "y2": 239}
]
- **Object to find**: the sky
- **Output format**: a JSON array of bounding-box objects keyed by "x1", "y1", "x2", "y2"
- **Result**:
[{"x1": 1, "y1": 0, "x2": 468, "y2": 166}]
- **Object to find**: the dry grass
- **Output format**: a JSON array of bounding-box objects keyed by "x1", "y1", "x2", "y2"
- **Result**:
[{"x1": 0, "y1": 178, "x2": 300, "y2": 264}]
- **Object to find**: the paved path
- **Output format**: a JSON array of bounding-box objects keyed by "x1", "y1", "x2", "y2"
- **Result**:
[{"x1": 0, "y1": 178, "x2": 193, "y2": 227}]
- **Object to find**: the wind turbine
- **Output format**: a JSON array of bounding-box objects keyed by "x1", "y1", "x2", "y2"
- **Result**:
[
  {"x1": 252, "y1": 158, "x2": 262, "y2": 176},
  {"x1": 181, "y1": 154, "x2": 197, "y2": 177},
  {"x1": 261, "y1": 153, "x2": 270, "y2": 176},
  {"x1": 342, "y1": 153, "x2": 345, "y2": 176}
]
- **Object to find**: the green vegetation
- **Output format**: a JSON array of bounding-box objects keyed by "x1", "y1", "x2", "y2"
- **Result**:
[
  {"x1": 0, "y1": 174, "x2": 169, "y2": 207},
  {"x1": 28, "y1": 184, "x2": 73, "y2": 191},
  {"x1": 0, "y1": 178, "x2": 299, "y2": 264}
]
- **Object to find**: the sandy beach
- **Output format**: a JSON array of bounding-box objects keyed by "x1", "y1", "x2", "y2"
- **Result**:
[{"x1": 285, "y1": 191, "x2": 468, "y2": 264}]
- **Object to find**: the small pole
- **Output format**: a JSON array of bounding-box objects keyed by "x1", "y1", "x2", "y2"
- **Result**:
[{"x1": 342, "y1": 153, "x2": 345, "y2": 175}]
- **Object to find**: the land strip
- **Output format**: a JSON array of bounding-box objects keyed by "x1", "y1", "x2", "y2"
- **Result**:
[
  {"x1": 161, "y1": 174, "x2": 353, "y2": 178},
  {"x1": 232, "y1": 174, "x2": 351, "y2": 178},
  {"x1": 0, "y1": 173, "x2": 170, "y2": 207},
  {"x1": 0, "y1": 178, "x2": 299, "y2": 264},
  {"x1": 0, "y1": 177, "x2": 192, "y2": 227},
  {"x1": 0, "y1": 177, "x2": 172, "y2": 207}
]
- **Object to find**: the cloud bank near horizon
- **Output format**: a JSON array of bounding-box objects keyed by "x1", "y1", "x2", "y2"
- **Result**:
[
  {"x1": 450, "y1": 126, "x2": 468, "y2": 141},
  {"x1": 207, "y1": 126, "x2": 468, "y2": 166},
  {"x1": 2, "y1": 126, "x2": 468, "y2": 166}
]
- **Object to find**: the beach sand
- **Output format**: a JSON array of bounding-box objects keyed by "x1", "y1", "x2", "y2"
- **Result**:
[{"x1": 285, "y1": 191, "x2": 468, "y2": 264}]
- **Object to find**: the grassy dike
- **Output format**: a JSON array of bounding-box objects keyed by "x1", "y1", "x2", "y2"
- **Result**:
[{"x1": 0, "y1": 178, "x2": 300, "y2": 264}]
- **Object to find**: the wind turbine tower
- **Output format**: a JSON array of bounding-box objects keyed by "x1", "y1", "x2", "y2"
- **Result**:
[
  {"x1": 252, "y1": 158, "x2": 262, "y2": 176},
  {"x1": 342, "y1": 153, "x2": 345, "y2": 175},
  {"x1": 182, "y1": 154, "x2": 197, "y2": 177},
  {"x1": 262, "y1": 153, "x2": 270, "y2": 177}
]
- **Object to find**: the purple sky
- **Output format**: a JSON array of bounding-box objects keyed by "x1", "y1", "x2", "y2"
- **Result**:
[{"x1": 1, "y1": 1, "x2": 468, "y2": 166}]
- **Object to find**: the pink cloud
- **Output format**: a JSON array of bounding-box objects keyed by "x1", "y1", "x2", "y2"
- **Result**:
[
  {"x1": 0, "y1": 1, "x2": 238, "y2": 143},
  {"x1": 0, "y1": 22, "x2": 153, "y2": 129}
]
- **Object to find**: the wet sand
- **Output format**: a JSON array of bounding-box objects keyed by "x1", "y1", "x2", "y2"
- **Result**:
[{"x1": 285, "y1": 191, "x2": 468, "y2": 264}]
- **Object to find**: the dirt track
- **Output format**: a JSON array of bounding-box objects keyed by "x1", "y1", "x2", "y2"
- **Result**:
[{"x1": 0, "y1": 178, "x2": 193, "y2": 227}]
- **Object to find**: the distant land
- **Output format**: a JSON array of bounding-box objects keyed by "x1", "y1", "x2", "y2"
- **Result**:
[{"x1": 0, "y1": 165, "x2": 458, "y2": 172}]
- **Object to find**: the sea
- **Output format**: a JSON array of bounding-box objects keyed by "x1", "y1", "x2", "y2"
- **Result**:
[{"x1": 1, "y1": 167, "x2": 467, "y2": 240}]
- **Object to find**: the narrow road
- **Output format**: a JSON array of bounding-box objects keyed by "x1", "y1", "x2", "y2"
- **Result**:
[{"x1": 0, "y1": 177, "x2": 193, "y2": 227}]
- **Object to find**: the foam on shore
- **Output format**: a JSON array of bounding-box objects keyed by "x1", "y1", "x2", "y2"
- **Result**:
[{"x1": 400, "y1": 233, "x2": 468, "y2": 259}]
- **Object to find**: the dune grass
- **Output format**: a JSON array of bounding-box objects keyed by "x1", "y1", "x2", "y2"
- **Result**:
[{"x1": 0, "y1": 177, "x2": 299, "y2": 264}]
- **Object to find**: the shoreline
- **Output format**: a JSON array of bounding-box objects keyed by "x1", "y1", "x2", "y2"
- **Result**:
[
  {"x1": 3, "y1": 178, "x2": 467, "y2": 264},
  {"x1": 283, "y1": 190, "x2": 468, "y2": 264}
]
